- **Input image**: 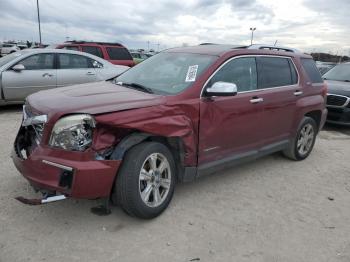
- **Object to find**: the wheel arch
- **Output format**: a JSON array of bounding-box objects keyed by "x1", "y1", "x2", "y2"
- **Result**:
[
  {"x1": 305, "y1": 110, "x2": 322, "y2": 132},
  {"x1": 110, "y1": 132, "x2": 196, "y2": 182}
]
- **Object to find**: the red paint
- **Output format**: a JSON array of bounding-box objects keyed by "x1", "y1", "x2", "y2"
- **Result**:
[
  {"x1": 56, "y1": 42, "x2": 135, "y2": 67},
  {"x1": 13, "y1": 47, "x2": 327, "y2": 199}
]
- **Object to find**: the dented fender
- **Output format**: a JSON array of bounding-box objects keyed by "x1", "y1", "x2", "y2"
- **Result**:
[{"x1": 93, "y1": 101, "x2": 200, "y2": 166}]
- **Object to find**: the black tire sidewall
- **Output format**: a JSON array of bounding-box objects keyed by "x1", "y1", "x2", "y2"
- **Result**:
[
  {"x1": 294, "y1": 117, "x2": 317, "y2": 160},
  {"x1": 117, "y1": 142, "x2": 176, "y2": 219}
]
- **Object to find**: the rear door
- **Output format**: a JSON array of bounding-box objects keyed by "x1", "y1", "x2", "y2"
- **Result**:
[
  {"x1": 56, "y1": 53, "x2": 97, "y2": 87},
  {"x1": 255, "y1": 56, "x2": 300, "y2": 145},
  {"x1": 198, "y1": 57, "x2": 265, "y2": 165},
  {"x1": 2, "y1": 53, "x2": 56, "y2": 101},
  {"x1": 105, "y1": 46, "x2": 134, "y2": 66}
]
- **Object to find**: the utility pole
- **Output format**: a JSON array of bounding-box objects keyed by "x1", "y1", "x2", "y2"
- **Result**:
[
  {"x1": 36, "y1": 0, "x2": 42, "y2": 45},
  {"x1": 250, "y1": 27, "x2": 256, "y2": 45}
]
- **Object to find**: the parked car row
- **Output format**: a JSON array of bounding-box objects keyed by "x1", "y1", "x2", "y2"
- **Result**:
[
  {"x1": 0, "y1": 49, "x2": 129, "y2": 105},
  {"x1": 0, "y1": 43, "x2": 21, "y2": 56}
]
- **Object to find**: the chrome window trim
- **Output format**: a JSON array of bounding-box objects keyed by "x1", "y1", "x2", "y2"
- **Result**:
[
  {"x1": 200, "y1": 54, "x2": 300, "y2": 97},
  {"x1": 326, "y1": 93, "x2": 350, "y2": 108}
]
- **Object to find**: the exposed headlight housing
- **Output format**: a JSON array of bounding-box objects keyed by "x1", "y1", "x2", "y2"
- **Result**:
[{"x1": 49, "y1": 114, "x2": 96, "y2": 151}]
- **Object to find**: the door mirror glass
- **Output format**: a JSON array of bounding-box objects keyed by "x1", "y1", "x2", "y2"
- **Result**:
[
  {"x1": 12, "y1": 64, "x2": 25, "y2": 72},
  {"x1": 206, "y1": 81, "x2": 238, "y2": 96}
]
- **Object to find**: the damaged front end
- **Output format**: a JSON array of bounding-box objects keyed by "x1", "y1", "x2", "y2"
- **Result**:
[{"x1": 12, "y1": 105, "x2": 121, "y2": 202}]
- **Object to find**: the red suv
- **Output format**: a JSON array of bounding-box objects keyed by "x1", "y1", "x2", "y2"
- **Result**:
[
  {"x1": 12, "y1": 44, "x2": 327, "y2": 219},
  {"x1": 57, "y1": 41, "x2": 135, "y2": 67}
]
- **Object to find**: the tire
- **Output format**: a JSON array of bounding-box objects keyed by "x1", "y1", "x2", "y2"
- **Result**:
[
  {"x1": 283, "y1": 117, "x2": 318, "y2": 161},
  {"x1": 112, "y1": 142, "x2": 176, "y2": 219}
]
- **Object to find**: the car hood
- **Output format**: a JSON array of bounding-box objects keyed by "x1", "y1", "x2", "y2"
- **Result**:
[
  {"x1": 326, "y1": 80, "x2": 350, "y2": 97},
  {"x1": 27, "y1": 81, "x2": 166, "y2": 116}
]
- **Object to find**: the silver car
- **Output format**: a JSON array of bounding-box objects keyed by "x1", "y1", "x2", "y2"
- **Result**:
[{"x1": 0, "y1": 49, "x2": 129, "y2": 105}]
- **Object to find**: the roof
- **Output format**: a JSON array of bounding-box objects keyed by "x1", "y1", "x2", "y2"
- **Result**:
[
  {"x1": 166, "y1": 44, "x2": 245, "y2": 56},
  {"x1": 165, "y1": 44, "x2": 309, "y2": 58}
]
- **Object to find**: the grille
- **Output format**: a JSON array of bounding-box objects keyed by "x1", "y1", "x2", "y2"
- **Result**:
[{"x1": 327, "y1": 95, "x2": 348, "y2": 107}]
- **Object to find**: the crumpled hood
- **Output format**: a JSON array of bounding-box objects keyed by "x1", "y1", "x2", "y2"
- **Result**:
[
  {"x1": 326, "y1": 80, "x2": 350, "y2": 97},
  {"x1": 27, "y1": 81, "x2": 166, "y2": 116}
]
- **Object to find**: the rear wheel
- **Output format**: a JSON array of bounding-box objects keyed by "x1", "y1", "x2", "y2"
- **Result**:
[
  {"x1": 283, "y1": 117, "x2": 317, "y2": 161},
  {"x1": 112, "y1": 142, "x2": 176, "y2": 219}
]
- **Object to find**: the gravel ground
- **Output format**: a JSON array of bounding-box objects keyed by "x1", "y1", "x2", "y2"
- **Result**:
[{"x1": 0, "y1": 105, "x2": 350, "y2": 262}]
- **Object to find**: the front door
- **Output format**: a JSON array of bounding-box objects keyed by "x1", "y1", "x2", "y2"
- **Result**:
[
  {"x1": 198, "y1": 57, "x2": 265, "y2": 166},
  {"x1": 2, "y1": 53, "x2": 56, "y2": 101}
]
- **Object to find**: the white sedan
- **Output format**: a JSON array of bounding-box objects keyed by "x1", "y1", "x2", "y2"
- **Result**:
[{"x1": 0, "y1": 49, "x2": 129, "y2": 105}]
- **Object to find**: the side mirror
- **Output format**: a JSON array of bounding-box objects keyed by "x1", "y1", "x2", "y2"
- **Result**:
[
  {"x1": 12, "y1": 64, "x2": 25, "y2": 72},
  {"x1": 206, "y1": 81, "x2": 238, "y2": 97}
]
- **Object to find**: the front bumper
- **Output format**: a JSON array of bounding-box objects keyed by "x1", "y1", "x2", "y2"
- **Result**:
[
  {"x1": 326, "y1": 106, "x2": 350, "y2": 126},
  {"x1": 12, "y1": 137, "x2": 121, "y2": 199}
]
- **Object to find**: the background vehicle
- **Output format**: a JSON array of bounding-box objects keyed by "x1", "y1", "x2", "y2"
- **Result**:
[
  {"x1": 57, "y1": 41, "x2": 135, "y2": 67},
  {"x1": 323, "y1": 62, "x2": 350, "y2": 125},
  {"x1": 316, "y1": 61, "x2": 336, "y2": 75},
  {"x1": 12, "y1": 44, "x2": 327, "y2": 219},
  {"x1": 0, "y1": 49, "x2": 128, "y2": 105},
  {"x1": 130, "y1": 52, "x2": 150, "y2": 64},
  {"x1": 1, "y1": 43, "x2": 20, "y2": 56}
]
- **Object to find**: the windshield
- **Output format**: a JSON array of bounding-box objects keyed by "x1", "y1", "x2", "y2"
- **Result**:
[
  {"x1": 116, "y1": 52, "x2": 216, "y2": 95},
  {"x1": 0, "y1": 52, "x2": 23, "y2": 68},
  {"x1": 323, "y1": 63, "x2": 350, "y2": 82}
]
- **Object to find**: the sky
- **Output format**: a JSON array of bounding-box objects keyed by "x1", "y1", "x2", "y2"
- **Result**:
[{"x1": 0, "y1": 0, "x2": 349, "y2": 55}]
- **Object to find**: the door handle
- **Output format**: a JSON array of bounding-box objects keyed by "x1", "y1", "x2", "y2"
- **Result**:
[
  {"x1": 250, "y1": 97, "x2": 264, "y2": 104},
  {"x1": 294, "y1": 90, "x2": 303, "y2": 96},
  {"x1": 42, "y1": 73, "x2": 53, "y2": 77},
  {"x1": 86, "y1": 72, "x2": 95, "y2": 76}
]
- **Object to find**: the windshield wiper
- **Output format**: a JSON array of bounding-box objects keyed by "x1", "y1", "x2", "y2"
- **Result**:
[{"x1": 117, "y1": 81, "x2": 154, "y2": 94}]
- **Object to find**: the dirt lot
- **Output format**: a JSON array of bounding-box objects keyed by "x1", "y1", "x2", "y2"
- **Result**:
[{"x1": 0, "y1": 106, "x2": 350, "y2": 262}]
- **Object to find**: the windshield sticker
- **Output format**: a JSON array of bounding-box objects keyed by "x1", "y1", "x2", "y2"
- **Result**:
[{"x1": 185, "y1": 65, "x2": 199, "y2": 82}]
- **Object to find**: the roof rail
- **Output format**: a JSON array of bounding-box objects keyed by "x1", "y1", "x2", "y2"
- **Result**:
[
  {"x1": 65, "y1": 40, "x2": 122, "y2": 47},
  {"x1": 248, "y1": 44, "x2": 301, "y2": 53}
]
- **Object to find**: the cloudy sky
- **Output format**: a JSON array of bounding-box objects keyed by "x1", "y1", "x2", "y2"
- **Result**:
[{"x1": 1, "y1": 0, "x2": 349, "y2": 54}]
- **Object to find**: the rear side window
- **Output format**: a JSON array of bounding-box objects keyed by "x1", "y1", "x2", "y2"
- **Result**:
[
  {"x1": 256, "y1": 57, "x2": 297, "y2": 89},
  {"x1": 301, "y1": 58, "x2": 323, "y2": 83},
  {"x1": 58, "y1": 54, "x2": 91, "y2": 69},
  {"x1": 106, "y1": 47, "x2": 132, "y2": 60},
  {"x1": 82, "y1": 46, "x2": 104, "y2": 58}
]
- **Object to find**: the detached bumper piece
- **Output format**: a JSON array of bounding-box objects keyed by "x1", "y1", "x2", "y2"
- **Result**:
[{"x1": 15, "y1": 194, "x2": 67, "y2": 205}]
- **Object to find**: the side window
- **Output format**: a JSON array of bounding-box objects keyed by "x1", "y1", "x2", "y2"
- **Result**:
[
  {"x1": 18, "y1": 53, "x2": 54, "y2": 70},
  {"x1": 106, "y1": 47, "x2": 133, "y2": 60},
  {"x1": 58, "y1": 54, "x2": 91, "y2": 69},
  {"x1": 301, "y1": 58, "x2": 323, "y2": 83},
  {"x1": 256, "y1": 57, "x2": 295, "y2": 89},
  {"x1": 208, "y1": 57, "x2": 257, "y2": 92},
  {"x1": 62, "y1": 46, "x2": 79, "y2": 51},
  {"x1": 82, "y1": 46, "x2": 104, "y2": 58}
]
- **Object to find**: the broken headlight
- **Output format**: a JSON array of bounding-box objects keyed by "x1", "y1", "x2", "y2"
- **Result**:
[{"x1": 49, "y1": 114, "x2": 96, "y2": 151}]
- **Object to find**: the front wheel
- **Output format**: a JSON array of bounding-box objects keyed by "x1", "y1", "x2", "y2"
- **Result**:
[
  {"x1": 283, "y1": 117, "x2": 317, "y2": 161},
  {"x1": 112, "y1": 142, "x2": 176, "y2": 219}
]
